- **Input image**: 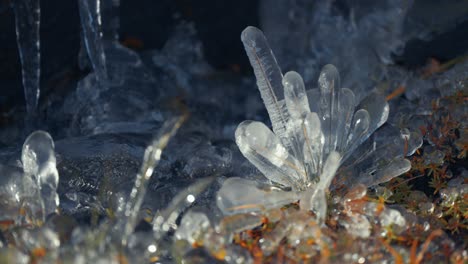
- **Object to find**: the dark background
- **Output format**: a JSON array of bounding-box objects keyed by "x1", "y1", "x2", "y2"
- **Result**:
[{"x1": 0, "y1": 0, "x2": 467, "y2": 119}]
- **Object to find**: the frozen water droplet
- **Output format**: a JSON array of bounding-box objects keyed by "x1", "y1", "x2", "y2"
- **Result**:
[
  {"x1": 340, "y1": 213, "x2": 371, "y2": 238},
  {"x1": 175, "y1": 211, "x2": 211, "y2": 245},
  {"x1": 152, "y1": 177, "x2": 214, "y2": 240},
  {"x1": 379, "y1": 208, "x2": 406, "y2": 233}
]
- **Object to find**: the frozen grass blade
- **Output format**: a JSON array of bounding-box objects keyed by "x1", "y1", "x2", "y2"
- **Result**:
[{"x1": 121, "y1": 115, "x2": 186, "y2": 245}]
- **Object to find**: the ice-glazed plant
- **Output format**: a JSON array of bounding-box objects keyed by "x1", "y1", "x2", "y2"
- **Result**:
[{"x1": 217, "y1": 26, "x2": 416, "y2": 220}]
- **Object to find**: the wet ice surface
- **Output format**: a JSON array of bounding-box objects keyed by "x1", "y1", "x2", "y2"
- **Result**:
[{"x1": 1, "y1": 0, "x2": 467, "y2": 262}]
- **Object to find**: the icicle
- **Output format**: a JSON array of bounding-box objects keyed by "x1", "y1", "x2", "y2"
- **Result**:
[
  {"x1": 12, "y1": 0, "x2": 41, "y2": 116},
  {"x1": 78, "y1": 0, "x2": 108, "y2": 82}
]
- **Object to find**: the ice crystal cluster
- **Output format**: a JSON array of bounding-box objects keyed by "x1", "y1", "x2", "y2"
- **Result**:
[{"x1": 217, "y1": 27, "x2": 415, "y2": 220}]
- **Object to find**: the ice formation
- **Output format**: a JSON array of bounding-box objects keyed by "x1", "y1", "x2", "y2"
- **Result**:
[
  {"x1": 21, "y1": 131, "x2": 60, "y2": 218},
  {"x1": 2, "y1": 1, "x2": 466, "y2": 263},
  {"x1": 0, "y1": 130, "x2": 59, "y2": 226},
  {"x1": 217, "y1": 26, "x2": 417, "y2": 219},
  {"x1": 78, "y1": 0, "x2": 107, "y2": 83},
  {"x1": 12, "y1": 0, "x2": 41, "y2": 116},
  {"x1": 0, "y1": 117, "x2": 216, "y2": 262},
  {"x1": 121, "y1": 116, "x2": 186, "y2": 245}
]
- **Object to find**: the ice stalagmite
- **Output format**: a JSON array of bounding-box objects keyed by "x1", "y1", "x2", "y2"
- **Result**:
[{"x1": 12, "y1": 0, "x2": 41, "y2": 116}]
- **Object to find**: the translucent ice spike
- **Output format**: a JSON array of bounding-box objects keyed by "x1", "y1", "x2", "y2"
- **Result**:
[
  {"x1": 12, "y1": 0, "x2": 41, "y2": 116},
  {"x1": 343, "y1": 109, "x2": 370, "y2": 161},
  {"x1": 241, "y1": 27, "x2": 290, "y2": 147},
  {"x1": 121, "y1": 116, "x2": 185, "y2": 245},
  {"x1": 316, "y1": 151, "x2": 341, "y2": 191},
  {"x1": 303, "y1": 112, "x2": 324, "y2": 179},
  {"x1": 283, "y1": 71, "x2": 310, "y2": 120},
  {"x1": 152, "y1": 177, "x2": 214, "y2": 240},
  {"x1": 283, "y1": 71, "x2": 310, "y2": 174},
  {"x1": 355, "y1": 92, "x2": 389, "y2": 146},
  {"x1": 78, "y1": 0, "x2": 107, "y2": 82},
  {"x1": 235, "y1": 121, "x2": 303, "y2": 188},
  {"x1": 217, "y1": 177, "x2": 299, "y2": 215},
  {"x1": 335, "y1": 88, "x2": 355, "y2": 153},
  {"x1": 318, "y1": 64, "x2": 340, "y2": 154},
  {"x1": 21, "y1": 131, "x2": 59, "y2": 217},
  {"x1": 359, "y1": 157, "x2": 411, "y2": 186}
]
